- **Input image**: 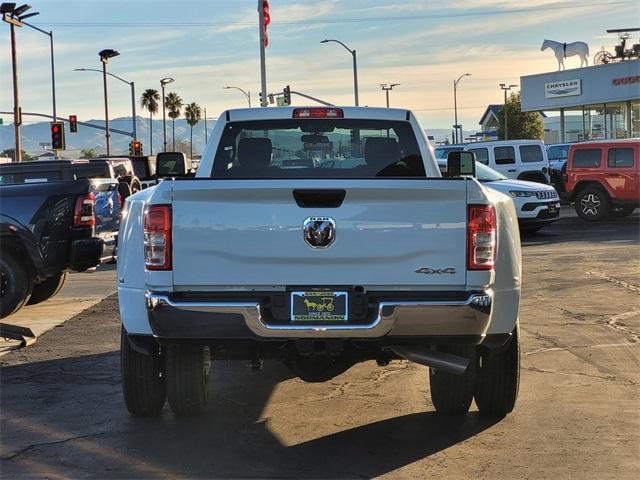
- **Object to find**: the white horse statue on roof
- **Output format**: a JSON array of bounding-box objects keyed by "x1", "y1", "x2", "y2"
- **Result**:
[{"x1": 541, "y1": 39, "x2": 589, "y2": 70}]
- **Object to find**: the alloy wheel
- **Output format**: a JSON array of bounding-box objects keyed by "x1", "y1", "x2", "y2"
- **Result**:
[{"x1": 581, "y1": 193, "x2": 601, "y2": 216}]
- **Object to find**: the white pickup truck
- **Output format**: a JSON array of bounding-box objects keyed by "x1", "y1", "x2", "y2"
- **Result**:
[{"x1": 117, "y1": 106, "x2": 522, "y2": 418}]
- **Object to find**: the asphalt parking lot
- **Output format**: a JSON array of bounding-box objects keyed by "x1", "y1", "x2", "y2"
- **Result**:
[{"x1": 1, "y1": 211, "x2": 638, "y2": 479}]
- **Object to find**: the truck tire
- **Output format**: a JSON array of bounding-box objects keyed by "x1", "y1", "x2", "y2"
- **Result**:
[
  {"x1": 121, "y1": 327, "x2": 166, "y2": 417},
  {"x1": 166, "y1": 344, "x2": 211, "y2": 416},
  {"x1": 27, "y1": 271, "x2": 67, "y2": 306},
  {"x1": 0, "y1": 251, "x2": 31, "y2": 318},
  {"x1": 474, "y1": 329, "x2": 520, "y2": 417},
  {"x1": 575, "y1": 186, "x2": 611, "y2": 221},
  {"x1": 429, "y1": 345, "x2": 476, "y2": 415}
]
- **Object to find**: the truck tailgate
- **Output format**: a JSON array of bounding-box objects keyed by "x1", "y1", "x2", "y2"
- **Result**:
[{"x1": 171, "y1": 179, "x2": 467, "y2": 288}]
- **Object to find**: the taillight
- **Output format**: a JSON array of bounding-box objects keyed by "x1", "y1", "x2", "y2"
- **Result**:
[
  {"x1": 144, "y1": 205, "x2": 172, "y2": 270},
  {"x1": 293, "y1": 108, "x2": 344, "y2": 118},
  {"x1": 467, "y1": 205, "x2": 496, "y2": 271},
  {"x1": 73, "y1": 193, "x2": 95, "y2": 228}
]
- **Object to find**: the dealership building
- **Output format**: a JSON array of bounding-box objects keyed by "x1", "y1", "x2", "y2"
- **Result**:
[{"x1": 520, "y1": 60, "x2": 639, "y2": 143}]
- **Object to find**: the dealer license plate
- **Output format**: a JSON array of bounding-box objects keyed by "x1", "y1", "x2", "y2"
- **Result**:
[{"x1": 291, "y1": 291, "x2": 348, "y2": 322}]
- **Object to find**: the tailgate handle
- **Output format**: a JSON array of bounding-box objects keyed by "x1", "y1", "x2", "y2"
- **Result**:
[{"x1": 293, "y1": 189, "x2": 346, "y2": 208}]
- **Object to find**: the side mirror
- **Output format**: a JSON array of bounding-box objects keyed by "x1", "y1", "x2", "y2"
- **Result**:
[
  {"x1": 117, "y1": 180, "x2": 132, "y2": 200},
  {"x1": 446, "y1": 151, "x2": 476, "y2": 178},
  {"x1": 156, "y1": 152, "x2": 189, "y2": 178}
]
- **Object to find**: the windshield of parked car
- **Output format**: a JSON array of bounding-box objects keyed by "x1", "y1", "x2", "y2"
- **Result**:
[
  {"x1": 211, "y1": 119, "x2": 426, "y2": 178},
  {"x1": 475, "y1": 162, "x2": 507, "y2": 182},
  {"x1": 434, "y1": 146, "x2": 464, "y2": 159},
  {"x1": 547, "y1": 144, "x2": 569, "y2": 161}
]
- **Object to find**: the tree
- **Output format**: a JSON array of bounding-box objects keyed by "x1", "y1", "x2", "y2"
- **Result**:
[
  {"x1": 497, "y1": 92, "x2": 544, "y2": 141},
  {"x1": 80, "y1": 148, "x2": 97, "y2": 159},
  {"x1": 165, "y1": 92, "x2": 183, "y2": 151},
  {"x1": 1, "y1": 148, "x2": 32, "y2": 161},
  {"x1": 184, "y1": 102, "x2": 202, "y2": 159},
  {"x1": 140, "y1": 89, "x2": 160, "y2": 155}
]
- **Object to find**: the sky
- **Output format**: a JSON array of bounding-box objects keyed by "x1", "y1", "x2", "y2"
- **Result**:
[{"x1": 1, "y1": 0, "x2": 638, "y2": 135}]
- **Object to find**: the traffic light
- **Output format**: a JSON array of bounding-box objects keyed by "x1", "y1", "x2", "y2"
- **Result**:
[
  {"x1": 129, "y1": 140, "x2": 143, "y2": 156},
  {"x1": 69, "y1": 115, "x2": 77, "y2": 133},
  {"x1": 50, "y1": 121, "x2": 65, "y2": 150},
  {"x1": 283, "y1": 85, "x2": 291, "y2": 105}
]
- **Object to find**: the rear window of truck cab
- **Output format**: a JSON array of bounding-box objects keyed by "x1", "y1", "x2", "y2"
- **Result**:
[
  {"x1": 211, "y1": 118, "x2": 426, "y2": 179},
  {"x1": 572, "y1": 149, "x2": 601, "y2": 168}
]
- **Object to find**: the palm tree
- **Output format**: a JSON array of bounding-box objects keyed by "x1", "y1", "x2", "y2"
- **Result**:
[
  {"x1": 184, "y1": 102, "x2": 202, "y2": 159},
  {"x1": 140, "y1": 89, "x2": 160, "y2": 154},
  {"x1": 165, "y1": 92, "x2": 183, "y2": 151}
]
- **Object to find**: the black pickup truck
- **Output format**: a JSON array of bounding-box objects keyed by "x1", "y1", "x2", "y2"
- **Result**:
[{"x1": 0, "y1": 173, "x2": 121, "y2": 318}]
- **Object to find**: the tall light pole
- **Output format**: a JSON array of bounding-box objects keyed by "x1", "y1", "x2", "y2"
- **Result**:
[
  {"x1": 160, "y1": 77, "x2": 174, "y2": 152},
  {"x1": 2, "y1": 3, "x2": 40, "y2": 162},
  {"x1": 99, "y1": 49, "x2": 119, "y2": 156},
  {"x1": 453, "y1": 73, "x2": 471, "y2": 144},
  {"x1": 380, "y1": 83, "x2": 400, "y2": 108},
  {"x1": 223, "y1": 86, "x2": 251, "y2": 107},
  {"x1": 75, "y1": 68, "x2": 136, "y2": 140},
  {"x1": 321, "y1": 39, "x2": 359, "y2": 106},
  {"x1": 22, "y1": 20, "x2": 56, "y2": 121},
  {"x1": 499, "y1": 83, "x2": 518, "y2": 140}
]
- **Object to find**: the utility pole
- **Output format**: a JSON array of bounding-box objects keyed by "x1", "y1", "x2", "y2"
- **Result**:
[
  {"x1": 499, "y1": 83, "x2": 518, "y2": 141},
  {"x1": 3, "y1": 3, "x2": 40, "y2": 162},
  {"x1": 99, "y1": 49, "x2": 120, "y2": 156},
  {"x1": 321, "y1": 39, "x2": 359, "y2": 106},
  {"x1": 160, "y1": 77, "x2": 174, "y2": 152},
  {"x1": 258, "y1": 1, "x2": 268, "y2": 107},
  {"x1": 10, "y1": 21, "x2": 21, "y2": 161},
  {"x1": 380, "y1": 83, "x2": 400, "y2": 108},
  {"x1": 453, "y1": 73, "x2": 471, "y2": 144},
  {"x1": 23, "y1": 22, "x2": 56, "y2": 121},
  {"x1": 204, "y1": 107, "x2": 208, "y2": 144}
]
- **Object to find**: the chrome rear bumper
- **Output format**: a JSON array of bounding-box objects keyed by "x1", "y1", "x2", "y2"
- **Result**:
[{"x1": 145, "y1": 291, "x2": 493, "y2": 339}]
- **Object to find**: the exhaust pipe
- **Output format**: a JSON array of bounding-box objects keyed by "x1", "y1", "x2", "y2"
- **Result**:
[{"x1": 391, "y1": 346, "x2": 470, "y2": 376}]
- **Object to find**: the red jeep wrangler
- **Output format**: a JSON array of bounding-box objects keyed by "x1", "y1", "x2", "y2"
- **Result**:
[{"x1": 565, "y1": 140, "x2": 639, "y2": 221}]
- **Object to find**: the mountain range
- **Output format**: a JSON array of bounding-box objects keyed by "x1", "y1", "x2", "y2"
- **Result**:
[{"x1": 1, "y1": 117, "x2": 474, "y2": 156}]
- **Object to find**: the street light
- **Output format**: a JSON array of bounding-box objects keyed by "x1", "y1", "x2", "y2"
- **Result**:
[
  {"x1": 21, "y1": 20, "x2": 56, "y2": 121},
  {"x1": 223, "y1": 86, "x2": 251, "y2": 107},
  {"x1": 160, "y1": 77, "x2": 174, "y2": 152},
  {"x1": 2, "y1": 3, "x2": 40, "y2": 162},
  {"x1": 75, "y1": 68, "x2": 137, "y2": 141},
  {"x1": 321, "y1": 39, "x2": 359, "y2": 106},
  {"x1": 99, "y1": 48, "x2": 120, "y2": 156},
  {"x1": 499, "y1": 83, "x2": 518, "y2": 140},
  {"x1": 380, "y1": 83, "x2": 400, "y2": 108},
  {"x1": 453, "y1": 73, "x2": 471, "y2": 144}
]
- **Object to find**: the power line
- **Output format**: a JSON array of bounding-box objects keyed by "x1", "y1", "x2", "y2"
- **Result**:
[{"x1": 32, "y1": 1, "x2": 634, "y2": 28}]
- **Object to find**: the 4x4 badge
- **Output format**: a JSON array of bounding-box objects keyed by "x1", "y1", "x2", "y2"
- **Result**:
[{"x1": 415, "y1": 267, "x2": 456, "y2": 275}]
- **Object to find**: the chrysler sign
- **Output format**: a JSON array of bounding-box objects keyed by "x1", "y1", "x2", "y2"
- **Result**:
[{"x1": 544, "y1": 79, "x2": 581, "y2": 98}]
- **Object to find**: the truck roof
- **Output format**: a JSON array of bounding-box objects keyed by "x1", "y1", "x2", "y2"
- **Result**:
[{"x1": 225, "y1": 106, "x2": 411, "y2": 122}]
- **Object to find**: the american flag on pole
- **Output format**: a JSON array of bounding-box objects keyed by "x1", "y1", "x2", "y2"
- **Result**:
[{"x1": 263, "y1": 1, "x2": 271, "y2": 47}]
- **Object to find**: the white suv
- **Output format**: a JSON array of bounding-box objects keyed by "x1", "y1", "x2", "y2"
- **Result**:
[{"x1": 464, "y1": 140, "x2": 551, "y2": 184}]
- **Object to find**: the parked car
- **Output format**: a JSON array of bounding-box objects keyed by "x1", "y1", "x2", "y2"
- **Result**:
[
  {"x1": 118, "y1": 106, "x2": 522, "y2": 419},
  {"x1": 439, "y1": 160, "x2": 560, "y2": 232},
  {"x1": 565, "y1": 139, "x2": 639, "y2": 221},
  {"x1": 546, "y1": 143, "x2": 572, "y2": 193},
  {"x1": 90, "y1": 158, "x2": 142, "y2": 194},
  {"x1": 463, "y1": 140, "x2": 551, "y2": 184},
  {"x1": 99, "y1": 155, "x2": 157, "y2": 190},
  {"x1": 433, "y1": 145, "x2": 465, "y2": 159},
  {"x1": 0, "y1": 177, "x2": 120, "y2": 317}
]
